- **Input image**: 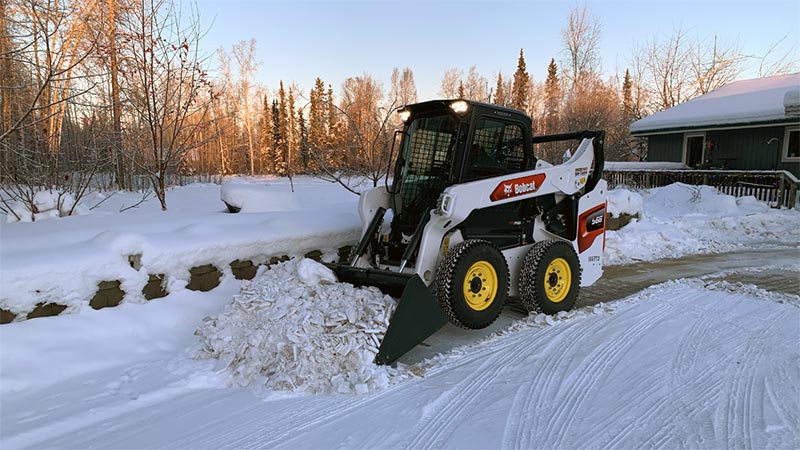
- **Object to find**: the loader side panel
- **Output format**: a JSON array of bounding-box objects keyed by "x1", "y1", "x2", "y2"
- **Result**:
[{"x1": 576, "y1": 179, "x2": 607, "y2": 286}]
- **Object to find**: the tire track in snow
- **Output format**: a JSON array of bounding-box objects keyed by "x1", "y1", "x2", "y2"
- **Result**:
[
  {"x1": 403, "y1": 347, "x2": 518, "y2": 449},
  {"x1": 722, "y1": 307, "x2": 782, "y2": 450},
  {"x1": 234, "y1": 393, "x2": 392, "y2": 449},
  {"x1": 402, "y1": 323, "x2": 565, "y2": 450},
  {"x1": 639, "y1": 299, "x2": 784, "y2": 450},
  {"x1": 615, "y1": 294, "x2": 745, "y2": 450},
  {"x1": 541, "y1": 301, "x2": 672, "y2": 449},
  {"x1": 503, "y1": 314, "x2": 616, "y2": 450}
]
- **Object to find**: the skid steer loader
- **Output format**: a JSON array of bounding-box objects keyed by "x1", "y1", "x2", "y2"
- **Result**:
[{"x1": 330, "y1": 99, "x2": 607, "y2": 365}]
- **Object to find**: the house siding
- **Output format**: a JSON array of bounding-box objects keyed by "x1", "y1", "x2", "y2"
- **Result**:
[
  {"x1": 646, "y1": 125, "x2": 800, "y2": 177},
  {"x1": 647, "y1": 134, "x2": 684, "y2": 162}
]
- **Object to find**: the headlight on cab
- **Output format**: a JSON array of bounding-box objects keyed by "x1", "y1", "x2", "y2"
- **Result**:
[
  {"x1": 449, "y1": 100, "x2": 469, "y2": 115},
  {"x1": 398, "y1": 109, "x2": 411, "y2": 123}
]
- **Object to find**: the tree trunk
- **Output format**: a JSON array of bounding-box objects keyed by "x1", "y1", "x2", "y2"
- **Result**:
[{"x1": 108, "y1": 0, "x2": 125, "y2": 188}]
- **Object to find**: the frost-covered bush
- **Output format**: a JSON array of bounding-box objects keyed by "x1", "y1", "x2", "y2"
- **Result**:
[{"x1": 195, "y1": 258, "x2": 413, "y2": 394}]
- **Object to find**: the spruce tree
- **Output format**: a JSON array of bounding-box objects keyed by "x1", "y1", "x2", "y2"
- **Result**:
[
  {"x1": 309, "y1": 77, "x2": 327, "y2": 168},
  {"x1": 512, "y1": 49, "x2": 530, "y2": 111},
  {"x1": 326, "y1": 84, "x2": 340, "y2": 167},
  {"x1": 494, "y1": 73, "x2": 505, "y2": 107},
  {"x1": 458, "y1": 80, "x2": 465, "y2": 99},
  {"x1": 544, "y1": 58, "x2": 561, "y2": 134},
  {"x1": 258, "y1": 94, "x2": 274, "y2": 173},
  {"x1": 287, "y1": 86, "x2": 297, "y2": 174},
  {"x1": 622, "y1": 68, "x2": 633, "y2": 119},
  {"x1": 271, "y1": 99, "x2": 283, "y2": 174},
  {"x1": 278, "y1": 81, "x2": 289, "y2": 175},
  {"x1": 298, "y1": 106, "x2": 309, "y2": 172}
]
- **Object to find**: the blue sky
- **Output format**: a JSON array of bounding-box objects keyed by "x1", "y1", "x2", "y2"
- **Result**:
[{"x1": 188, "y1": 0, "x2": 799, "y2": 100}]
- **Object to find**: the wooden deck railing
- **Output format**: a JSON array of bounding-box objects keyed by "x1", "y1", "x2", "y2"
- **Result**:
[{"x1": 603, "y1": 169, "x2": 800, "y2": 208}]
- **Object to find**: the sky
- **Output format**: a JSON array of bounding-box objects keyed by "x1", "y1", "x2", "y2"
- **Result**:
[{"x1": 186, "y1": 0, "x2": 800, "y2": 101}]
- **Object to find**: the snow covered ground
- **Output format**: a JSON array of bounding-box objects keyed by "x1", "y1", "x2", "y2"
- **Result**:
[
  {"x1": 1, "y1": 180, "x2": 799, "y2": 449},
  {"x1": 0, "y1": 177, "x2": 361, "y2": 316},
  {"x1": 1, "y1": 270, "x2": 797, "y2": 449}
]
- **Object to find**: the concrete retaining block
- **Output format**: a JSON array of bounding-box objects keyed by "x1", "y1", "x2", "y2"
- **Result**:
[
  {"x1": 186, "y1": 264, "x2": 222, "y2": 292},
  {"x1": 90, "y1": 280, "x2": 125, "y2": 310}
]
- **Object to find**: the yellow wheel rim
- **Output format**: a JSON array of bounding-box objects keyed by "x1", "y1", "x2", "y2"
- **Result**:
[
  {"x1": 544, "y1": 258, "x2": 572, "y2": 303},
  {"x1": 462, "y1": 261, "x2": 498, "y2": 311}
]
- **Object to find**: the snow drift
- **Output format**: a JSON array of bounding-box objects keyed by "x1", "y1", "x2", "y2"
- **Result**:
[
  {"x1": 195, "y1": 258, "x2": 412, "y2": 394},
  {"x1": 604, "y1": 183, "x2": 800, "y2": 265}
]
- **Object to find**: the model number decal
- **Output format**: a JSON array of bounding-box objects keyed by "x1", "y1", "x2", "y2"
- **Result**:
[
  {"x1": 586, "y1": 208, "x2": 605, "y2": 231},
  {"x1": 490, "y1": 174, "x2": 547, "y2": 202}
]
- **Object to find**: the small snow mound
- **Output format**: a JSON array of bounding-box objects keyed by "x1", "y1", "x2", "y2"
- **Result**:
[
  {"x1": 297, "y1": 258, "x2": 337, "y2": 285},
  {"x1": 5, "y1": 190, "x2": 90, "y2": 223},
  {"x1": 607, "y1": 187, "x2": 643, "y2": 218},
  {"x1": 195, "y1": 258, "x2": 411, "y2": 394}
]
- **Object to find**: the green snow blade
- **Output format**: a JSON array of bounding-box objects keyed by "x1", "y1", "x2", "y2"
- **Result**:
[{"x1": 329, "y1": 265, "x2": 448, "y2": 365}]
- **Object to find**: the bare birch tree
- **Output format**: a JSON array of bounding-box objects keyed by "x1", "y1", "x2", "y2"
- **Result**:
[
  {"x1": 690, "y1": 35, "x2": 743, "y2": 95},
  {"x1": 231, "y1": 38, "x2": 258, "y2": 175},
  {"x1": 561, "y1": 4, "x2": 601, "y2": 92}
]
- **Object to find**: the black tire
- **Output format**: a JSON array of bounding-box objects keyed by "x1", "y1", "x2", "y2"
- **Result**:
[
  {"x1": 519, "y1": 240, "x2": 581, "y2": 315},
  {"x1": 435, "y1": 239, "x2": 509, "y2": 329}
]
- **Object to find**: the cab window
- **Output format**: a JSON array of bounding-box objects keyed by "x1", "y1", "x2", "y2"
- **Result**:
[{"x1": 464, "y1": 118, "x2": 526, "y2": 181}]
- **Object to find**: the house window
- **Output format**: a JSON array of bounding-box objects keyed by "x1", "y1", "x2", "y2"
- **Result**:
[
  {"x1": 683, "y1": 133, "x2": 705, "y2": 167},
  {"x1": 783, "y1": 126, "x2": 800, "y2": 162}
]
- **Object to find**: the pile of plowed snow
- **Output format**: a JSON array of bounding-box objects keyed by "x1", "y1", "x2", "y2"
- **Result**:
[
  {"x1": 604, "y1": 183, "x2": 800, "y2": 265},
  {"x1": 195, "y1": 258, "x2": 411, "y2": 394}
]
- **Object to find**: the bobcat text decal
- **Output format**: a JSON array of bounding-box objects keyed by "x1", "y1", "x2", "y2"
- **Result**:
[{"x1": 489, "y1": 174, "x2": 547, "y2": 202}]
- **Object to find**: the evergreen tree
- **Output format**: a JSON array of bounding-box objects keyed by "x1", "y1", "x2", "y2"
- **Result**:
[
  {"x1": 494, "y1": 73, "x2": 505, "y2": 106},
  {"x1": 458, "y1": 80, "x2": 465, "y2": 99},
  {"x1": 326, "y1": 84, "x2": 340, "y2": 166},
  {"x1": 271, "y1": 99, "x2": 283, "y2": 174},
  {"x1": 287, "y1": 85, "x2": 298, "y2": 174},
  {"x1": 512, "y1": 49, "x2": 530, "y2": 111},
  {"x1": 308, "y1": 77, "x2": 328, "y2": 172},
  {"x1": 544, "y1": 58, "x2": 561, "y2": 133},
  {"x1": 622, "y1": 68, "x2": 634, "y2": 119},
  {"x1": 278, "y1": 81, "x2": 290, "y2": 175},
  {"x1": 298, "y1": 106, "x2": 309, "y2": 172},
  {"x1": 258, "y1": 94, "x2": 274, "y2": 174}
]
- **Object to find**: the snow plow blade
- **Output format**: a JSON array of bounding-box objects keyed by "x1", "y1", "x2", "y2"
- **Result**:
[{"x1": 330, "y1": 266, "x2": 448, "y2": 365}]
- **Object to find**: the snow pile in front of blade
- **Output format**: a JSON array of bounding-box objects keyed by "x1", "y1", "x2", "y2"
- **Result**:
[{"x1": 195, "y1": 258, "x2": 411, "y2": 394}]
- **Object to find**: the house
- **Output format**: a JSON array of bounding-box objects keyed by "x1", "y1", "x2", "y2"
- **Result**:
[{"x1": 630, "y1": 73, "x2": 800, "y2": 177}]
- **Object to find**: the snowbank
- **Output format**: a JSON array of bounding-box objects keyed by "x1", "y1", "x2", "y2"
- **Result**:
[
  {"x1": 0, "y1": 179, "x2": 361, "y2": 317},
  {"x1": 606, "y1": 188, "x2": 643, "y2": 218},
  {"x1": 605, "y1": 183, "x2": 800, "y2": 265},
  {"x1": 195, "y1": 259, "x2": 411, "y2": 394},
  {"x1": 220, "y1": 178, "x2": 355, "y2": 213}
]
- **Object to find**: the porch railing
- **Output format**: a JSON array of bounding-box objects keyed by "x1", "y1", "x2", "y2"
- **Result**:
[{"x1": 603, "y1": 168, "x2": 800, "y2": 208}]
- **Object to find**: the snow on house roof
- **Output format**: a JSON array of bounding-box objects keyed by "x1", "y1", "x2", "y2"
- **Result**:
[{"x1": 631, "y1": 72, "x2": 800, "y2": 134}]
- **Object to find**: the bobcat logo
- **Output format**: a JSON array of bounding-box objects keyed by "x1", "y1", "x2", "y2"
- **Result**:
[{"x1": 503, "y1": 184, "x2": 513, "y2": 194}]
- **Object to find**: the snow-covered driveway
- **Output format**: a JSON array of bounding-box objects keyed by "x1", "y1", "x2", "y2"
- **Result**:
[
  {"x1": 2, "y1": 181, "x2": 799, "y2": 449},
  {"x1": 2, "y1": 271, "x2": 798, "y2": 449}
]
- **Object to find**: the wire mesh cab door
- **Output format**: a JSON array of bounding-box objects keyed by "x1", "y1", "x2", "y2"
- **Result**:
[
  {"x1": 457, "y1": 115, "x2": 534, "y2": 249},
  {"x1": 394, "y1": 114, "x2": 461, "y2": 233}
]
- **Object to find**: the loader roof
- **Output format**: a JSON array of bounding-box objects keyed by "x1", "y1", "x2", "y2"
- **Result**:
[{"x1": 402, "y1": 99, "x2": 532, "y2": 127}]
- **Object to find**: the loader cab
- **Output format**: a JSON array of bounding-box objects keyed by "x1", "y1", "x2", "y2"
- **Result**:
[{"x1": 391, "y1": 100, "x2": 534, "y2": 242}]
